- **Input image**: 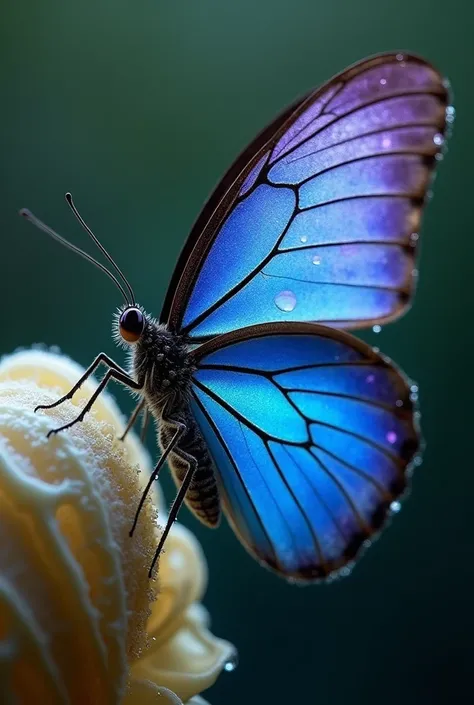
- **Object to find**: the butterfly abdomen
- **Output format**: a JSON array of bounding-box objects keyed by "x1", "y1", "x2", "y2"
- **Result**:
[{"x1": 159, "y1": 405, "x2": 221, "y2": 528}]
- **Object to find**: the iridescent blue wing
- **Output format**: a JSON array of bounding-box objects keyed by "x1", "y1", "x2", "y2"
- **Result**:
[
  {"x1": 189, "y1": 323, "x2": 420, "y2": 581},
  {"x1": 161, "y1": 53, "x2": 451, "y2": 342}
]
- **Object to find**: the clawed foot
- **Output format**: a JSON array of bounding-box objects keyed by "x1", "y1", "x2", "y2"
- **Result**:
[
  {"x1": 45, "y1": 415, "x2": 84, "y2": 438},
  {"x1": 35, "y1": 404, "x2": 84, "y2": 438},
  {"x1": 35, "y1": 395, "x2": 78, "y2": 437},
  {"x1": 34, "y1": 394, "x2": 73, "y2": 414}
]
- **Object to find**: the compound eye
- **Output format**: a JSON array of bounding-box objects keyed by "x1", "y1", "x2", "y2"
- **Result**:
[{"x1": 119, "y1": 307, "x2": 144, "y2": 343}]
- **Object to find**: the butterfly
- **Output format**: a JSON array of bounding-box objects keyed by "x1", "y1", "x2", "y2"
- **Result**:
[{"x1": 21, "y1": 52, "x2": 452, "y2": 582}]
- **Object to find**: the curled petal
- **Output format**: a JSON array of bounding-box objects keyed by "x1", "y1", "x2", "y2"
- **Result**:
[
  {"x1": 131, "y1": 602, "x2": 235, "y2": 703},
  {"x1": 124, "y1": 679, "x2": 184, "y2": 704},
  {"x1": 145, "y1": 523, "x2": 208, "y2": 646}
]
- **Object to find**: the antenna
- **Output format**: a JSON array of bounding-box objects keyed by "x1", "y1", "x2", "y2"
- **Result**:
[
  {"x1": 19, "y1": 207, "x2": 132, "y2": 304},
  {"x1": 65, "y1": 192, "x2": 135, "y2": 304}
]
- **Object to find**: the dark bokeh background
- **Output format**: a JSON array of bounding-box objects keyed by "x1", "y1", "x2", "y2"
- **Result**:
[{"x1": 1, "y1": 1, "x2": 472, "y2": 703}]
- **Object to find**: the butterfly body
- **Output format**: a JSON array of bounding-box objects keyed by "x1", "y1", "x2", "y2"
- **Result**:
[
  {"x1": 23, "y1": 52, "x2": 452, "y2": 581},
  {"x1": 122, "y1": 313, "x2": 222, "y2": 527}
]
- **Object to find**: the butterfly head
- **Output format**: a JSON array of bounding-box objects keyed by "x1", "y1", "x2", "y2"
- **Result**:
[
  {"x1": 118, "y1": 306, "x2": 145, "y2": 343},
  {"x1": 113, "y1": 302, "x2": 153, "y2": 354},
  {"x1": 113, "y1": 303, "x2": 153, "y2": 352}
]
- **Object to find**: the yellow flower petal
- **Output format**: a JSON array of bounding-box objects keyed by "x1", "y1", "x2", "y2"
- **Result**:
[
  {"x1": 145, "y1": 523, "x2": 207, "y2": 646},
  {"x1": 131, "y1": 602, "x2": 235, "y2": 703},
  {"x1": 0, "y1": 377, "x2": 157, "y2": 703},
  {"x1": 124, "y1": 679, "x2": 183, "y2": 704}
]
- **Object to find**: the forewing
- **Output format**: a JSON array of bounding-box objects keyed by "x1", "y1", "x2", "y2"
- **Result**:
[
  {"x1": 190, "y1": 323, "x2": 420, "y2": 581},
  {"x1": 162, "y1": 53, "x2": 450, "y2": 341}
]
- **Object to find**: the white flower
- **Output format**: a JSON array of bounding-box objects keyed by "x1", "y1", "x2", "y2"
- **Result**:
[{"x1": 0, "y1": 349, "x2": 234, "y2": 704}]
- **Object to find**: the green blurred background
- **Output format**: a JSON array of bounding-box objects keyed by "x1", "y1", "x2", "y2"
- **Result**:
[{"x1": 1, "y1": 0, "x2": 472, "y2": 703}]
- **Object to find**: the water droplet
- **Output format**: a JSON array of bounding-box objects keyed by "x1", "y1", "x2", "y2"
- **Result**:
[
  {"x1": 382, "y1": 137, "x2": 391, "y2": 148},
  {"x1": 396, "y1": 399, "x2": 404, "y2": 407},
  {"x1": 435, "y1": 153, "x2": 444, "y2": 162},
  {"x1": 396, "y1": 53, "x2": 405, "y2": 61},
  {"x1": 446, "y1": 105, "x2": 455, "y2": 123},
  {"x1": 380, "y1": 78, "x2": 387, "y2": 85},
  {"x1": 373, "y1": 325, "x2": 382, "y2": 334},
  {"x1": 413, "y1": 455, "x2": 423, "y2": 467},
  {"x1": 152, "y1": 636, "x2": 157, "y2": 641},
  {"x1": 390, "y1": 501, "x2": 401, "y2": 513},
  {"x1": 410, "y1": 232, "x2": 419, "y2": 245},
  {"x1": 300, "y1": 235, "x2": 308, "y2": 243},
  {"x1": 372, "y1": 346, "x2": 380, "y2": 354},
  {"x1": 433, "y1": 133, "x2": 444, "y2": 146},
  {"x1": 312, "y1": 255, "x2": 321, "y2": 265},
  {"x1": 409, "y1": 384, "x2": 419, "y2": 402},
  {"x1": 412, "y1": 268, "x2": 419, "y2": 278},
  {"x1": 386, "y1": 431, "x2": 397, "y2": 444},
  {"x1": 366, "y1": 374, "x2": 375, "y2": 384},
  {"x1": 274, "y1": 290, "x2": 297, "y2": 312},
  {"x1": 224, "y1": 650, "x2": 239, "y2": 672}
]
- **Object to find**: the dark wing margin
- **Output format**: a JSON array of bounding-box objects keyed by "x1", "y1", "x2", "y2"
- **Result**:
[
  {"x1": 189, "y1": 323, "x2": 421, "y2": 582},
  {"x1": 160, "y1": 52, "x2": 451, "y2": 341}
]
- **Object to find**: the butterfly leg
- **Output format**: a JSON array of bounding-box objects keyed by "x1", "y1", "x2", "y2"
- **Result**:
[
  {"x1": 118, "y1": 398, "x2": 146, "y2": 442},
  {"x1": 140, "y1": 407, "x2": 150, "y2": 443},
  {"x1": 148, "y1": 448, "x2": 197, "y2": 578},
  {"x1": 35, "y1": 353, "x2": 132, "y2": 413},
  {"x1": 45, "y1": 367, "x2": 142, "y2": 438},
  {"x1": 129, "y1": 419, "x2": 187, "y2": 537}
]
